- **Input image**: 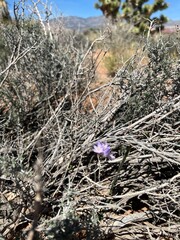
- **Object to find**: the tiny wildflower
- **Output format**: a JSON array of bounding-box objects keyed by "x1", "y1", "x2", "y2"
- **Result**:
[{"x1": 93, "y1": 141, "x2": 115, "y2": 160}]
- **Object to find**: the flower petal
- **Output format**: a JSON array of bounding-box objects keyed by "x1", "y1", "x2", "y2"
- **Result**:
[
  {"x1": 108, "y1": 153, "x2": 115, "y2": 160},
  {"x1": 93, "y1": 141, "x2": 104, "y2": 154},
  {"x1": 93, "y1": 141, "x2": 114, "y2": 159},
  {"x1": 103, "y1": 146, "x2": 111, "y2": 157}
]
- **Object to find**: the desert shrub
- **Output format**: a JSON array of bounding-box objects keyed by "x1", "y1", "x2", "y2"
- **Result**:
[
  {"x1": 103, "y1": 22, "x2": 142, "y2": 76},
  {"x1": 43, "y1": 211, "x2": 103, "y2": 240},
  {"x1": 0, "y1": 17, "x2": 93, "y2": 133},
  {"x1": 104, "y1": 52, "x2": 119, "y2": 77},
  {"x1": 0, "y1": 27, "x2": 10, "y2": 69},
  {"x1": 0, "y1": 3, "x2": 110, "y2": 239},
  {"x1": 112, "y1": 33, "x2": 180, "y2": 124},
  {"x1": 83, "y1": 28, "x2": 102, "y2": 42}
]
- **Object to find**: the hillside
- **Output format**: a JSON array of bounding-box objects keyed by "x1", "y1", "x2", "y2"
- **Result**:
[
  {"x1": 51, "y1": 16, "x2": 106, "y2": 30},
  {"x1": 53, "y1": 16, "x2": 180, "y2": 31}
]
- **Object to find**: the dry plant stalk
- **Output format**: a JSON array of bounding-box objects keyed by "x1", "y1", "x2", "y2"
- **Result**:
[{"x1": 27, "y1": 139, "x2": 43, "y2": 240}]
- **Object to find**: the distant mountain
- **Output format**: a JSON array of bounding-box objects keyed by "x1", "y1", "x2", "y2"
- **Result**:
[
  {"x1": 165, "y1": 20, "x2": 180, "y2": 27},
  {"x1": 163, "y1": 20, "x2": 180, "y2": 32},
  {"x1": 51, "y1": 16, "x2": 180, "y2": 31},
  {"x1": 51, "y1": 16, "x2": 106, "y2": 30}
]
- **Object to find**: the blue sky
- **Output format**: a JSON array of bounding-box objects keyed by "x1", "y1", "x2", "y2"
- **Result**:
[{"x1": 7, "y1": 0, "x2": 180, "y2": 20}]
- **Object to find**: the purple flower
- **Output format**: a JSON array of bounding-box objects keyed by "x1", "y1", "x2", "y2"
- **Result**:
[{"x1": 93, "y1": 141, "x2": 115, "y2": 160}]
